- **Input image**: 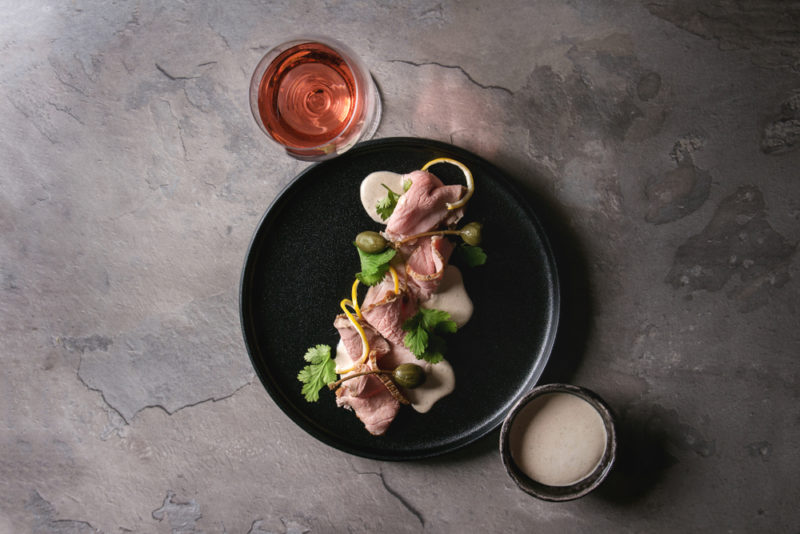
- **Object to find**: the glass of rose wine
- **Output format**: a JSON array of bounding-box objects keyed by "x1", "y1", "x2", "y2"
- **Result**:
[{"x1": 249, "y1": 36, "x2": 382, "y2": 161}]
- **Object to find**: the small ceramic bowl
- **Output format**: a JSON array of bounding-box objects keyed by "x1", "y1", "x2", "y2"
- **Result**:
[{"x1": 499, "y1": 383, "x2": 617, "y2": 501}]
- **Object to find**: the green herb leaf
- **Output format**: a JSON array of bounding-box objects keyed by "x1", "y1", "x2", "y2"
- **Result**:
[
  {"x1": 356, "y1": 246, "x2": 396, "y2": 286},
  {"x1": 297, "y1": 344, "x2": 337, "y2": 402},
  {"x1": 375, "y1": 184, "x2": 401, "y2": 221},
  {"x1": 456, "y1": 244, "x2": 487, "y2": 267},
  {"x1": 423, "y1": 335, "x2": 446, "y2": 364},
  {"x1": 421, "y1": 308, "x2": 457, "y2": 333},
  {"x1": 402, "y1": 308, "x2": 458, "y2": 363},
  {"x1": 403, "y1": 320, "x2": 429, "y2": 356}
]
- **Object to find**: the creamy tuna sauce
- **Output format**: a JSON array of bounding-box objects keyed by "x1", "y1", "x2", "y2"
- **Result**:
[
  {"x1": 404, "y1": 359, "x2": 455, "y2": 413},
  {"x1": 333, "y1": 339, "x2": 352, "y2": 372},
  {"x1": 361, "y1": 171, "x2": 406, "y2": 223},
  {"x1": 421, "y1": 266, "x2": 473, "y2": 328},
  {"x1": 509, "y1": 392, "x2": 607, "y2": 486},
  {"x1": 357, "y1": 172, "x2": 475, "y2": 413}
]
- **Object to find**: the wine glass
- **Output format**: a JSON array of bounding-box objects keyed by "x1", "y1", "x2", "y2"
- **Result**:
[{"x1": 249, "y1": 36, "x2": 382, "y2": 161}]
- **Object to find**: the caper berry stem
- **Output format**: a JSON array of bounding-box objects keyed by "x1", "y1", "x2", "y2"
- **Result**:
[
  {"x1": 394, "y1": 222, "x2": 482, "y2": 247},
  {"x1": 395, "y1": 229, "x2": 462, "y2": 245},
  {"x1": 328, "y1": 369, "x2": 392, "y2": 390},
  {"x1": 328, "y1": 363, "x2": 426, "y2": 390}
]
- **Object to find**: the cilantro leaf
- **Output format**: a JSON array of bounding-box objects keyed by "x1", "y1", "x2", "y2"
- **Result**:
[
  {"x1": 356, "y1": 246, "x2": 396, "y2": 286},
  {"x1": 402, "y1": 308, "x2": 458, "y2": 363},
  {"x1": 456, "y1": 244, "x2": 487, "y2": 267},
  {"x1": 402, "y1": 316, "x2": 429, "y2": 356},
  {"x1": 375, "y1": 184, "x2": 401, "y2": 221},
  {"x1": 423, "y1": 335, "x2": 446, "y2": 364},
  {"x1": 421, "y1": 308, "x2": 458, "y2": 333},
  {"x1": 297, "y1": 344, "x2": 336, "y2": 402}
]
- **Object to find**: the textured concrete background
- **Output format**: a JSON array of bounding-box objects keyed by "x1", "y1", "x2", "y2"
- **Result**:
[{"x1": 2, "y1": 1, "x2": 799, "y2": 532}]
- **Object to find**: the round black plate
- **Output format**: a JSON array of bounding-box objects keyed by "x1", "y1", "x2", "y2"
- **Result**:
[{"x1": 240, "y1": 137, "x2": 559, "y2": 460}]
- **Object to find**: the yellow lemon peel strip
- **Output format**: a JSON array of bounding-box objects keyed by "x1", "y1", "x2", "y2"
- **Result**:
[
  {"x1": 335, "y1": 298, "x2": 370, "y2": 374},
  {"x1": 351, "y1": 279, "x2": 362, "y2": 319},
  {"x1": 388, "y1": 265, "x2": 400, "y2": 294},
  {"x1": 421, "y1": 157, "x2": 474, "y2": 210}
]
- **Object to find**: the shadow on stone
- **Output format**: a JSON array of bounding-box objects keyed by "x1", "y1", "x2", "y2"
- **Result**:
[
  {"x1": 593, "y1": 403, "x2": 678, "y2": 505},
  {"x1": 513, "y1": 173, "x2": 594, "y2": 387},
  {"x1": 419, "y1": 427, "x2": 502, "y2": 467}
]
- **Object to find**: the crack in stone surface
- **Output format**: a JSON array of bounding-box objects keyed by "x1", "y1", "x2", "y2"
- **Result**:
[
  {"x1": 389, "y1": 59, "x2": 513, "y2": 94},
  {"x1": 52, "y1": 69, "x2": 90, "y2": 96},
  {"x1": 156, "y1": 62, "x2": 198, "y2": 81},
  {"x1": 47, "y1": 100, "x2": 85, "y2": 125},
  {"x1": 247, "y1": 519, "x2": 271, "y2": 534},
  {"x1": 353, "y1": 467, "x2": 424, "y2": 527},
  {"x1": 48, "y1": 55, "x2": 92, "y2": 97},
  {"x1": 247, "y1": 518, "x2": 311, "y2": 534},
  {"x1": 136, "y1": 381, "x2": 253, "y2": 418},
  {"x1": 207, "y1": 21, "x2": 231, "y2": 50},
  {"x1": 5, "y1": 94, "x2": 58, "y2": 144},
  {"x1": 59, "y1": 335, "x2": 133, "y2": 433},
  {"x1": 75, "y1": 292, "x2": 254, "y2": 422},
  {"x1": 152, "y1": 491, "x2": 203, "y2": 534},
  {"x1": 75, "y1": 362, "x2": 131, "y2": 424},
  {"x1": 25, "y1": 490, "x2": 100, "y2": 534}
]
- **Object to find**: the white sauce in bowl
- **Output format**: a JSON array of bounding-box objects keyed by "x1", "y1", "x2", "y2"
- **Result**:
[{"x1": 509, "y1": 392, "x2": 607, "y2": 486}]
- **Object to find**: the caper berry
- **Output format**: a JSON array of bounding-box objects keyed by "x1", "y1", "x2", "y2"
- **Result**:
[
  {"x1": 392, "y1": 363, "x2": 426, "y2": 389},
  {"x1": 460, "y1": 222, "x2": 483, "y2": 246},
  {"x1": 355, "y1": 231, "x2": 388, "y2": 253}
]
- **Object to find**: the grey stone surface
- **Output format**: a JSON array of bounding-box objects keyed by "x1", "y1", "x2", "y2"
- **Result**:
[{"x1": 1, "y1": 1, "x2": 799, "y2": 532}]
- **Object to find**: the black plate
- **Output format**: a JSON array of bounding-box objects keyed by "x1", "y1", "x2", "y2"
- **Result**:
[{"x1": 240, "y1": 137, "x2": 559, "y2": 460}]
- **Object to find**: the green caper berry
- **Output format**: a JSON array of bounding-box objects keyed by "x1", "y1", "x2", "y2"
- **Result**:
[
  {"x1": 460, "y1": 222, "x2": 483, "y2": 246},
  {"x1": 355, "y1": 231, "x2": 388, "y2": 253},
  {"x1": 392, "y1": 363, "x2": 426, "y2": 389}
]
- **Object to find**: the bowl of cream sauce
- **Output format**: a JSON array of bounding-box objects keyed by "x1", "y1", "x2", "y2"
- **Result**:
[{"x1": 500, "y1": 384, "x2": 617, "y2": 501}]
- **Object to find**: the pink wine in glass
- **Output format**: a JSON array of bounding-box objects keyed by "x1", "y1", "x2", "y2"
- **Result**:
[{"x1": 250, "y1": 38, "x2": 381, "y2": 161}]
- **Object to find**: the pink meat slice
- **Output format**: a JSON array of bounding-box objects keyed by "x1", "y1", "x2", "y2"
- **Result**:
[
  {"x1": 384, "y1": 170, "x2": 465, "y2": 241},
  {"x1": 333, "y1": 315, "x2": 390, "y2": 398},
  {"x1": 334, "y1": 341, "x2": 419, "y2": 436},
  {"x1": 334, "y1": 314, "x2": 390, "y2": 362},
  {"x1": 381, "y1": 341, "x2": 421, "y2": 370},
  {"x1": 405, "y1": 235, "x2": 455, "y2": 300},
  {"x1": 361, "y1": 276, "x2": 418, "y2": 345},
  {"x1": 336, "y1": 387, "x2": 399, "y2": 436},
  {"x1": 333, "y1": 314, "x2": 404, "y2": 435}
]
